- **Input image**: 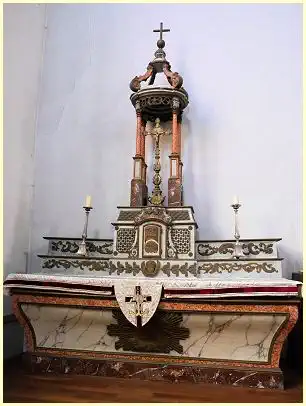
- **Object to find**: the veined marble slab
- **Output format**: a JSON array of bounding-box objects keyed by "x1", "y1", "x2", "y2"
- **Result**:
[{"x1": 21, "y1": 304, "x2": 287, "y2": 363}]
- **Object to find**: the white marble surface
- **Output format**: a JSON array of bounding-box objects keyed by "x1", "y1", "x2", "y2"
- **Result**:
[
  {"x1": 22, "y1": 304, "x2": 117, "y2": 351},
  {"x1": 22, "y1": 304, "x2": 286, "y2": 362},
  {"x1": 179, "y1": 313, "x2": 286, "y2": 361}
]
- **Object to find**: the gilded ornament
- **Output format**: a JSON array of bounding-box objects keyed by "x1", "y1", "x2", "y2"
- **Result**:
[
  {"x1": 107, "y1": 310, "x2": 189, "y2": 354},
  {"x1": 42, "y1": 258, "x2": 109, "y2": 272},
  {"x1": 198, "y1": 262, "x2": 277, "y2": 274}
]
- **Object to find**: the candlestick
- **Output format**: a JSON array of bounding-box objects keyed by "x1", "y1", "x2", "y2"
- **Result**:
[
  {"x1": 77, "y1": 205, "x2": 93, "y2": 256},
  {"x1": 230, "y1": 201, "x2": 244, "y2": 259}
]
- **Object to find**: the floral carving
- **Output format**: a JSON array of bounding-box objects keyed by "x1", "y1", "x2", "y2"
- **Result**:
[
  {"x1": 109, "y1": 261, "x2": 141, "y2": 276},
  {"x1": 42, "y1": 259, "x2": 109, "y2": 272},
  {"x1": 197, "y1": 242, "x2": 274, "y2": 257},
  {"x1": 161, "y1": 262, "x2": 197, "y2": 277},
  {"x1": 51, "y1": 240, "x2": 113, "y2": 255},
  {"x1": 198, "y1": 262, "x2": 277, "y2": 274}
]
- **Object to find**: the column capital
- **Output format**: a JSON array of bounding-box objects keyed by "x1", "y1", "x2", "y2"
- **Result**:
[{"x1": 135, "y1": 100, "x2": 141, "y2": 114}]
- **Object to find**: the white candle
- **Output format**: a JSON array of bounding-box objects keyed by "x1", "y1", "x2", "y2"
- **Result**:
[
  {"x1": 85, "y1": 195, "x2": 92, "y2": 207},
  {"x1": 233, "y1": 195, "x2": 239, "y2": 205}
]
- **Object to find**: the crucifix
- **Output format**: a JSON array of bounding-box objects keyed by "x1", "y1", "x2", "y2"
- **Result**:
[
  {"x1": 153, "y1": 22, "x2": 170, "y2": 42},
  {"x1": 146, "y1": 118, "x2": 171, "y2": 206},
  {"x1": 125, "y1": 286, "x2": 152, "y2": 327}
]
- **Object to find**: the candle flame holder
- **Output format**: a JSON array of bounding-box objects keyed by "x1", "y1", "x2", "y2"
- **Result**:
[
  {"x1": 77, "y1": 206, "x2": 93, "y2": 256},
  {"x1": 231, "y1": 203, "x2": 244, "y2": 260}
]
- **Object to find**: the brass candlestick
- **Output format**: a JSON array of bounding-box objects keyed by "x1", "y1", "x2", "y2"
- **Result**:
[
  {"x1": 77, "y1": 206, "x2": 93, "y2": 256},
  {"x1": 231, "y1": 202, "x2": 244, "y2": 259}
]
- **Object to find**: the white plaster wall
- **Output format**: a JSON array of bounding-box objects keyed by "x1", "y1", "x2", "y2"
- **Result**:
[
  {"x1": 3, "y1": 4, "x2": 46, "y2": 315},
  {"x1": 29, "y1": 4, "x2": 302, "y2": 277}
]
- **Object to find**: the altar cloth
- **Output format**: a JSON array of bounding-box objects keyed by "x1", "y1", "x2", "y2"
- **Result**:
[{"x1": 4, "y1": 272, "x2": 301, "y2": 299}]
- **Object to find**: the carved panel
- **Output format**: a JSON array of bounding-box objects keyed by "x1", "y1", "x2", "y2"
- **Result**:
[
  {"x1": 117, "y1": 211, "x2": 140, "y2": 221},
  {"x1": 143, "y1": 224, "x2": 161, "y2": 257},
  {"x1": 168, "y1": 210, "x2": 190, "y2": 221},
  {"x1": 172, "y1": 228, "x2": 191, "y2": 254},
  {"x1": 116, "y1": 229, "x2": 136, "y2": 253}
]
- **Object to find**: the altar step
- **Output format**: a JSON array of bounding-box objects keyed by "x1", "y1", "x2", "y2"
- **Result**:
[{"x1": 44, "y1": 237, "x2": 281, "y2": 260}]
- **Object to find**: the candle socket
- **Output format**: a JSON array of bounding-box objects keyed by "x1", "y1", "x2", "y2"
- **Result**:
[
  {"x1": 231, "y1": 203, "x2": 244, "y2": 260},
  {"x1": 77, "y1": 206, "x2": 93, "y2": 256}
]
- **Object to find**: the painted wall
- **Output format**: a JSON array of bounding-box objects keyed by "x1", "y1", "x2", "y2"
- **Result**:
[
  {"x1": 22, "y1": 4, "x2": 302, "y2": 278},
  {"x1": 3, "y1": 3, "x2": 46, "y2": 356}
]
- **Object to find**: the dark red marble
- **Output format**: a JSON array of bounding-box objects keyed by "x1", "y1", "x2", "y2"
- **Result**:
[{"x1": 26, "y1": 354, "x2": 283, "y2": 390}]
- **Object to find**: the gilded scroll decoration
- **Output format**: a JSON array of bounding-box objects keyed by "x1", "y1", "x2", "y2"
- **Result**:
[
  {"x1": 198, "y1": 262, "x2": 277, "y2": 274},
  {"x1": 197, "y1": 242, "x2": 274, "y2": 257},
  {"x1": 161, "y1": 262, "x2": 197, "y2": 277},
  {"x1": 51, "y1": 240, "x2": 113, "y2": 255},
  {"x1": 42, "y1": 259, "x2": 109, "y2": 272},
  {"x1": 109, "y1": 261, "x2": 141, "y2": 276}
]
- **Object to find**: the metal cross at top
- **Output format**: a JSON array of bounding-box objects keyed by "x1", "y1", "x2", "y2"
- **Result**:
[{"x1": 153, "y1": 22, "x2": 170, "y2": 41}]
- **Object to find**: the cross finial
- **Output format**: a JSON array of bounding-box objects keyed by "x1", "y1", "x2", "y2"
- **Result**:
[{"x1": 153, "y1": 22, "x2": 170, "y2": 42}]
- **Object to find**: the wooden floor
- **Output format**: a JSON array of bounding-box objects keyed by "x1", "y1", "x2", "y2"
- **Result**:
[{"x1": 3, "y1": 356, "x2": 303, "y2": 403}]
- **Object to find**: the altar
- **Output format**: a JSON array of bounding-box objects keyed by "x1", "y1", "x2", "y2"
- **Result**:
[{"x1": 4, "y1": 23, "x2": 301, "y2": 390}]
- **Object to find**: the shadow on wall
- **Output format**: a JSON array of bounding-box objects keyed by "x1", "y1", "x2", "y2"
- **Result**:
[
  {"x1": 277, "y1": 244, "x2": 303, "y2": 279},
  {"x1": 183, "y1": 102, "x2": 220, "y2": 240}
]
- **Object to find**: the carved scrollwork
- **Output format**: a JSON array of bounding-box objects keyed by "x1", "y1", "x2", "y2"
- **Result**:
[
  {"x1": 129, "y1": 65, "x2": 154, "y2": 92},
  {"x1": 198, "y1": 262, "x2": 277, "y2": 274},
  {"x1": 163, "y1": 63, "x2": 183, "y2": 89},
  {"x1": 51, "y1": 240, "x2": 113, "y2": 255},
  {"x1": 139, "y1": 96, "x2": 171, "y2": 109},
  {"x1": 42, "y1": 258, "x2": 109, "y2": 272},
  {"x1": 197, "y1": 242, "x2": 274, "y2": 257},
  {"x1": 134, "y1": 207, "x2": 172, "y2": 226}
]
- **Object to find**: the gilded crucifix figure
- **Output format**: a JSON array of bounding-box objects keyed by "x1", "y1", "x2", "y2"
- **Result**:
[
  {"x1": 147, "y1": 118, "x2": 171, "y2": 206},
  {"x1": 125, "y1": 286, "x2": 152, "y2": 327}
]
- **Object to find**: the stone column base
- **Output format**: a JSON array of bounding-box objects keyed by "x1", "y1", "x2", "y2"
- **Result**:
[
  {"x1": 168, "y1": 178, "x2": 182, "y2": 206},
  {"x1": 130, "y1": 179, "x2": 147, "y2": 206}
]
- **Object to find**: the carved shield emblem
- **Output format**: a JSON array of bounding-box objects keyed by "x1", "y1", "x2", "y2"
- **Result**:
[{"x1": 114, "y1": 280, "x2": 162, "y2": 327}]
